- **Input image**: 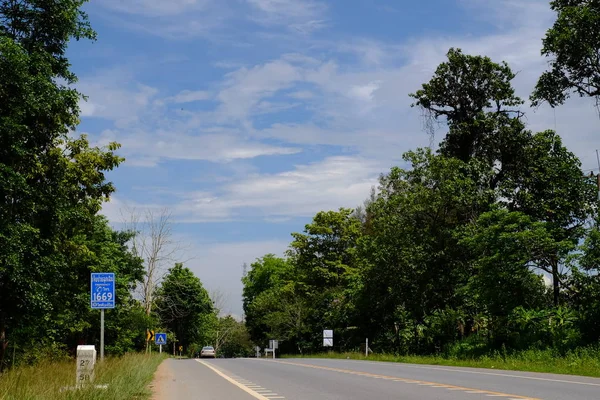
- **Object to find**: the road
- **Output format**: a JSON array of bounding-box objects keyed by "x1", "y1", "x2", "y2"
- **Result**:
[{"x1": 152, "y1": 357, "x2": 600, "y2": 400}]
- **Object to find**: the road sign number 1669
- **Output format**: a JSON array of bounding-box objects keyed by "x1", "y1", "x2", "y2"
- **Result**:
[{"x1": 92, "y1": 292, "x2": 113, "y2": 301}]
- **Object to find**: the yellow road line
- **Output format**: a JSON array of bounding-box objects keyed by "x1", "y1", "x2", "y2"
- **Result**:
[
  {"x1": 196, "y1": 360, "x2": 275, "y2": 400},
  {"x1": 257, "y1": 359, "x2": 540, "y2": 400},
  {"x1": 355, "y1": 360, "x2": 600, "y2": 387}
]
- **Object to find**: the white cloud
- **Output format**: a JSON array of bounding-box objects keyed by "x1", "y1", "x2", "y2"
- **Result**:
[
  {"x1": 94, "y1": 0, "x2": 600, "y2": 220},
  {"x1": 172, "y1": 156, "x2": 383, "y2": 221},
  {"x1": 94, "y1": 0, "x2": 233, "y2": 40},
  {"x1": 348, "y1": 81, "x2": 381, "y2": 102},
  {"x1": 165, "y1": 90, "x2": 212, "y2": 104},
  {"x1": 246, "y1": 0, "x2": 327, "y2": 32},
  {"x1": 100, "y1": 0, "x2": 211, "y2": 17},
  {"x1": 287, "y1": 90, "x2": 314, "y2": 99},
  {"x1": 77, "y1": 68, "x2": 160, "y2": 127},
  {"x1": 96, "y1": 129, "x2": 301, "y2": 166},
  {"x1": 215, "y1": 59, "x2": 305, "y2": 122}
]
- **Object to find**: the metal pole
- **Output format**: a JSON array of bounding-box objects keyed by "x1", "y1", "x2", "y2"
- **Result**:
[
  {"x1": 160, "y1": 344, "x2": 162, "y2": 354},
  {"x1": 365, "y1": 338, "x2": 368, "y2": 357},
  {"x1": 100, "y1": 309, "x2": 105, "y2": 361},
  {"x1": 273, "y1": 346, "x2": 275, "y2": 359}
]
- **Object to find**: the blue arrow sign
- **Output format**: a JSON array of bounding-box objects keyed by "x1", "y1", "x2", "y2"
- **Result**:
[
  {"x1": 155, "y1": 333, "x2": 167, "y2": 345},
  {"x1": 91, "y1": 273, "x2": 116, "y2": 309}
]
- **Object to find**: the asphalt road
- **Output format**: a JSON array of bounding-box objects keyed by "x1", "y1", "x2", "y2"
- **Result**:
[{"x1": 155, "y1": 357, "x2": 600, "y2": 400}]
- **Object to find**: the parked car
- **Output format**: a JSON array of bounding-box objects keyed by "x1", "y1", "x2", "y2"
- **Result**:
[{"x1": 200, "y1": 346, "x2": 216, "y2": 358}]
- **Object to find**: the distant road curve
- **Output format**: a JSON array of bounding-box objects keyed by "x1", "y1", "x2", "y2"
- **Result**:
[{"x1": 152, "y1": 357, "x2": 600, "y2": 400}]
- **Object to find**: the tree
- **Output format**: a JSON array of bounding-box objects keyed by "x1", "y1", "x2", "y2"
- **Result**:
[
  {"x1": 359, "y1": 149, "x2": 494, "y2": 353},
  {"x1": 216, "y1": 317, "x2": 253, "y2": 358},
  {"x1": 499, "y1": 130, "x2": 597, "y2": 305},
  {"x1": 0, "y1": 0, "x2": 139, "y2": 367},
  {"x1": 409, "y1": 48, "x2": 526, "y2": 165},
  {"x1": 210, "y1": 289, "x2": 229, "y2": 317},
  {"x1": 532, "y1": 0, "x2": 600, "y2": 108},
  {"x1": 242, "y1": 255, "x2": 293, "y2": 344},
  {"x1": 459, "y1": 209, "x2": 549, "y2": 321},
  {"x1": 123, "y1": 207, "x2": 183, "y2": 316},
  {"x1": 155, "y1": 263, "x2": 214, "y2": 348}
]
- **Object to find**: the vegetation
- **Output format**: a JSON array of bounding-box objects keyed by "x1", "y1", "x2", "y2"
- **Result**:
[
  {"x1": 0, "y1": 0, "x2": 240, "y2": 374},
  {"x1": 242, "y1": 16, "x2": 600, "y2": 364},
  {"x1": 532, "y1": 0, "x2": 600, "y2": 107},
  {"x1": 290, "y1": 348, "x2": 600, "y2": 378},
  {"x1": 0, "y1": 353, "x2": 165, "y2": 400},
  {"x1": 2, "y1": 0, "x2": 600, "y2": 389}
]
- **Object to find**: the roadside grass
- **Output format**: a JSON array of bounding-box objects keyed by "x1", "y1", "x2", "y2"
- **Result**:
[
  {"x1": 0, "y1": 352, "x2": 167, "y2": 400},
  {"x1": 286, "y1": 347, "x2": 600, "y2": 378}
]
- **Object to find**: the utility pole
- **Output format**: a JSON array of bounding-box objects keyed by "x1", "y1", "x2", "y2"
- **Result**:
[{"x1": 596, "y1": 150, "x2": 600, "y2": 201}]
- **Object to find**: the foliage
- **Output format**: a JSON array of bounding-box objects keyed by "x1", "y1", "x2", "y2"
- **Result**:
[
  {"x1": 409, "y1": 47, "x2": 526, "y2": 165},
  {"x1": 155, "y1": 263, "x2": 214, "y2": 349},
  {"x1": 0, "y1": 0, "x2": 165, "y2": 369},
  {"x1": 532, "y1": 0, "x2": 600, "y2": 107},
  {"x1": 243, "y1": 45, "x2": 600, "y2": 360},
  {"x1": 213, "y1": 316, "x2": 254, "y2": 358}
]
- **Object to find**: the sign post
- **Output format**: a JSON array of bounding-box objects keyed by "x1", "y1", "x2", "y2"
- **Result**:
[
  {"x1": 323, "y1": 329, "x2": 333, "y2": 348},
  {"x1": 155, "y1": 333, "x2": 167, "y2": 354},
  {"x1": 91, "y1": 273, "x2": 115, "y2": 362},
  {"x1": 269, "y1": 340, "x2": 278, "y2": 359},
  {"x1": 146, "y1": 329, "x2": 155, "y2": 354}
]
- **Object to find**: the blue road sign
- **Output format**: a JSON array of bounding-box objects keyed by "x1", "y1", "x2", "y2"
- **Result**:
[
  {"x1": 91, "y1": 273, "x2": 116, "y2": 309},
  {"x1": 155, "y1": 333, "x2": 167, "y2": 345}
]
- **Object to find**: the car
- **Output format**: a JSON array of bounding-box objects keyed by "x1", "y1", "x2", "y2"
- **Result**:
[{"x1": 200, "y1": 346, "x2": 216, "y2": 358}]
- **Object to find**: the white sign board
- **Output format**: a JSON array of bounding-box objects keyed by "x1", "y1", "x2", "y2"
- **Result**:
[
  {"x1": 269, "y1": 339, "x2": 279, "y2": 349},
  {"x1": 323, "y1": 329, "x2": 333, "y2": 347},
  {"x1": 76, "y1": 345, "x2": 96, "y2": 386}
]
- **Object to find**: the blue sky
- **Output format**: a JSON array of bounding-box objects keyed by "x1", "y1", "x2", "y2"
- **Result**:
[{"x1": 72, "y1": 0, "x2": 600, "y2": 318}]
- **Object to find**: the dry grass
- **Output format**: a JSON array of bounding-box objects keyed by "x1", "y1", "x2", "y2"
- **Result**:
[{"x1": 0, "y1": 353, "x2": 166, "y2": 400}]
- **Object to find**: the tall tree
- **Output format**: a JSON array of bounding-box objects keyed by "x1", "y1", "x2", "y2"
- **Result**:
[
  {"x1": 0, "y1": 0, "x2": 133, "y2": 366},
  {"x1": 409, "y1": 48, "x2": 526, "y2": 167},
  {"x1": 242, "y1": 255, "x2": 294, "y2": 345},
  {"x1": 123, "y1": 207, "x2": 183, "y2": 316},
  {"x1": 499, "y1": 130, "x2": 597, "y2": 305},
  {"x1": 532, "y1": 0, "x2": 600, "y2": 108},
  {"x1": 155, "y1": 263, "x2": 214, "y2": 348},
  {"x1": 360, "y1": 149, "x2": 494, "y2": 352}
]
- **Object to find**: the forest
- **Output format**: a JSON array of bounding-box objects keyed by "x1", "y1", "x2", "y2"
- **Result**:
[
  {"x1": 242, "y1": 0, "x2": 600, "y2": 358},
  {"x1": 2, "y1": 0, "x2": 600, "y2": 373}
]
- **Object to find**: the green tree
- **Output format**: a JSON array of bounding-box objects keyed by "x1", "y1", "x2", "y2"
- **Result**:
[
  {"x1": 409, "y1": 48, "x2": 526, "y2": 167},
  {"x1": 359, "y1": 149, "x2": 494, "y2": 353},
  {"x1": 532, "y1": 0, "x2": 600, "y2": 107},
  {"x1": 459, "y1": 210, "x2": 548, "y2": 322},
  {"x1": 286, "y1": 208, "x2": 364, "y2": 339},
  {"x1": 212, "y1": 315, "x2": 254, "y2": 357},
  {"x1": 155, "y1": 263, "x2": 214, "y2": 349},
  {"x1": 499, "y1": 130, "x2": 597, "y2": 305},
  {"x1": 0, "y1": 0, "x2": 131, "y2": 367},
  {"x1": 242, "y1": 255, "x2": 298, "y2": 347}
]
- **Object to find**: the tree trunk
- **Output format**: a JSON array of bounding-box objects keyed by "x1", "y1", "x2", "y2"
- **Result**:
[
  {"x1": 552, "y1": 262, "x2": 560, "y2": 306},
  {"x1": 0, "y1": 327, "x2": 8, "y2": 372}
]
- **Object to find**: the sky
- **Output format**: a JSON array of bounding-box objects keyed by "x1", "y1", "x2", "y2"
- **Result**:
[{"x1": 71, "y1": 0, "x2": 600, "y2": 319}]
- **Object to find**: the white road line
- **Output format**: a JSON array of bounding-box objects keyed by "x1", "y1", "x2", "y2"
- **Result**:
[{"x1": 196, "y1": 360, "x2": 276, "y2": 400}]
